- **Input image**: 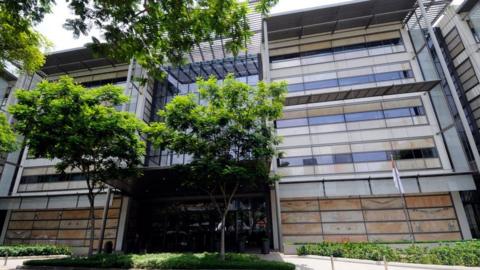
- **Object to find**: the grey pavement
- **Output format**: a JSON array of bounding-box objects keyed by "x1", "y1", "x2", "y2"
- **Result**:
[
  {"x1": 260, "y1": 253, "x2": 480, "y2": 270},
  {"x1": 2, "y1": 254, "x2": 479, "y2": 270}
]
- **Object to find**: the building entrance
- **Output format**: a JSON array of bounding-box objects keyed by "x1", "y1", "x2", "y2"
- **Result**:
[{"x1": 124, "y1": 194, "x2": 271, "y2": 253}]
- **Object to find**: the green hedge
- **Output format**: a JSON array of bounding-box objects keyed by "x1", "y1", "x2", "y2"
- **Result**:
[
  {"x1": 24, "y1": 253, "x2": 295, "y2": 270},
  {"x1": 0, "y1": 245, "x2": 71, "y2": 257},
  {"x1": 297, "y1": 240, "x2": 480, "y2": 267}
]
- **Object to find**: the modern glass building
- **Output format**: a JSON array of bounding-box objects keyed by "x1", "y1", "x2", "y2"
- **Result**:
[{"x1": 0, "y1": 0, "x2": 479, "y2": 255}]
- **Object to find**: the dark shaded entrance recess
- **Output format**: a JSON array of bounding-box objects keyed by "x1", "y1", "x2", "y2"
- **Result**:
[{"x1": 120, "y1": 169, "x2": 272, "y2": 253}]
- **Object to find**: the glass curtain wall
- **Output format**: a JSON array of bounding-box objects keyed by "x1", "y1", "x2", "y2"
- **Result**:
[
  {"x1": 408, "y1": 25, "x2": 474, "y2": 172},
  {"x1": 146, "y1": 55, "x2": 260, "y2": 167}
]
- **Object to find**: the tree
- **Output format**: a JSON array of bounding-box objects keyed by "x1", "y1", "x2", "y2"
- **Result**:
[
  {"x1": 0, "y1": 2, "x2": 50, "y2": 73},
  {"x1": 9, "y1": 76, "x2": 146, "y2": 256},
  {"x1": 147, "y1": 74, "x2": 286, "y2": 259},
  {"x1": 1, "y1": 0, "x2": 277, "y2": 76},
  {"x1": 0, "y1": 112, "x2": 17, "y2": 153}
]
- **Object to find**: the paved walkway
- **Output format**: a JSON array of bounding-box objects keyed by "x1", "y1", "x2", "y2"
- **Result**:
[
  {"x1": 0, "y1": 256, "x2": 67, "y2": 270},
  {"x1": 260, "y1": 253, "x2": 480, "y2": 270},
  {"x1": 2, "y1": 254, "x2": 479, "y2": 270}
]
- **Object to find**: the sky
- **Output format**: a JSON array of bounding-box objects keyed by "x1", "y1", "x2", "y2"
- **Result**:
[{"x1": 36, "y1": 0, "x2": 465, "y2": 51}]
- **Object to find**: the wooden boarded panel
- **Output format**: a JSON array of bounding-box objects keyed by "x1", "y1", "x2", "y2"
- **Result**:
[
  {"x1": 321, "y1": 211, "x2": 363, "y2": 222},
  {"x1": 405, "y1": 195, "x2": 452, "y2": 208},
  {"x1": 57, "y1": 229, "x2": 87, "y2": 239},
  {"x1": 36, "y1": 211, "x2": 62, "y2": 220},
  {"x1": 361, "y1": 197, "x2": 403, "y2": 209},
  {"x1": 282, "y1": 223, "x2": 322, "y2": 235},
  {"x1": 320, "y1": 199, "x2": 361, "y2": 210},
  {"x1": 10, "y1": 211, "x2": 35, "y2": 220},
  {"x1": 282, "y1": 212, "x2": 321, "y2": 223},
  {"x1": 281, "y1": 200, "x2": 319, "y2": 211},
  {"x1": 31, "y1": 230, "x2": 58, "y2": 239},
  {"x1": 324, "y1": 235, "x2": 367, "y2": 242},
  {"x1": 280, "y1": 193, "x2": 462, "y2": 245},
  {"x1": 8, "y1": 221, "x2": 33, "y2": 230},
  {"x1": 32, "y1": 220, "x2": 60, "y2": 229},
  {"x1": 368, "y1": 234, "x2": 411, "y2": 242},
  {"x1": 415, "y1": 232, "x2": 462, "y2": 241},
  {"x1": 408, "y1": 207, "x2": 456, "y2": 220},
  {"x1": 5, "y1": 196, "x2": 123, "y2": 251},
  {"x1": 366, "y1": 222, "x2": 409, "y2": 233},
  {"x1": 412, "y1": 220, "x2": 459, "y2": 233},
  {"x1": 364, "y1": 209, "x2": 405, "y2": 221},
  {"x1": 323, "y1": 223, "x2": 366, "y2": 234}
]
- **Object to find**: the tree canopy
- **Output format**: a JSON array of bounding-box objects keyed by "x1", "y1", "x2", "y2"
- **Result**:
[
  {"x1": 9, "y1": 76, "x2": 146, "y2": 181},
  {"x1": 0, "y1": 112, "x2": 17, "y2": 153},
  {"x1": 147, "y1": 74, "x2": 286, "y2": 258},
  {"x1": 2, "y1": 0, "x2": 278, "y2": 76},
  {"x1": 0, "y1": 3, "x2": 50, "y2": 73},
  {"x1": 9, "y1": 76, "x2": 146, "y2": 256}
]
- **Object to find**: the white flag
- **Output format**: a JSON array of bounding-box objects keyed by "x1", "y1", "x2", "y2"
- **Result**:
[{"x1": 392, "y1": 158, "x2": 405, "y2": 193}]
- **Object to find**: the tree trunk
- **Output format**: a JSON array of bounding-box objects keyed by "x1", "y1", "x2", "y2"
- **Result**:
[
  {"x1": 220, "y1": 213, "x2": 226, "y2": 260},
  {"x1": 87, "y1": 195, "x2": 96, "y2": 257}
]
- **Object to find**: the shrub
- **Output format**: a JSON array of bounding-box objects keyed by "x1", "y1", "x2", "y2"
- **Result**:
[
  {"x1": 297, "y1": 240, "x2": 480, "y2": 267},
  {"x1": 297, "y1": 242, "x2": 399, "y2": 261},
  {"x1": 0, "y1": 245, "x2": 71, "y2": 257},
  {"x1": 24, "y1": 253, "x2": 295, "y2": 270}
]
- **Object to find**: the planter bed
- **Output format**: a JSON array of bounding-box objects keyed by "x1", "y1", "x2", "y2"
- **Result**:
[
  {"x1": 23, "y1": 253, "x2": 295, "y2": 270},
  {"x1": 297, "y1": 240, "x2": 480, "y2": 267},
  {"x1": 0, "y1": 245, "x2": 71, "y2": 257}
]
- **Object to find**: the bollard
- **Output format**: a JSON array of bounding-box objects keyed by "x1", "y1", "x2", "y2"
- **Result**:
[
  {"x1": 383, "y1": 255, "x2": 388, "y2": 270},
  {"x1": 330, "y1": 255, "x2": 335, "y2": 270},
  {"x1": 3, "y1": 252, "x2": 7, "y2": 266}
]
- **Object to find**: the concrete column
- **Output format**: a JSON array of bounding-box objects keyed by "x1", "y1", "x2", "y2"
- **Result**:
[
  {"x1": 115, "y1": 196, "x2": 130, "y2": 251},
  {"x1": 451, "y1": 191, "x2": 473, "y2": 240},
  {"x1": 269, "y1": 187, "x2": 279, "y2": 250},
  {"x1": 0, "y1": 210, "x2": 11, "y2": 244}
]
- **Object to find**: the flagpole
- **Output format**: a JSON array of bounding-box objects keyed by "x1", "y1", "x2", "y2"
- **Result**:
[{"x1": 391, "y1": 154, "x2": 415, "y2": 244}]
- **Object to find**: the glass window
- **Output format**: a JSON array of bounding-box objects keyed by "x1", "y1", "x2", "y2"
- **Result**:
[
  {"x1": 278, "y1": 156, "x2": 316, "y2": 167},
  {"x1": 345, "y1": 110, "x2": 384, "y2": 122},
  {"x1": 339, "y1": 74, "x2": 374, "y2": 86},
  {"x1": 303, "y1": 48, "x2": 332, "y2": 57},
  {"x1": 304, "y1": 79, "x2": 338, "y2": 90},
  {"x1": 384, "y1": 108, "x2": 411, "y2": 118},
  {"x1": 421, "y1": 148, "x2": 438, "y2": 158},
  {"x1": 287, "y1": 83, "x2": 304, "y2": 92},
  {"x1": 395, "y1": 149, "x2": 415, "y2": 159},
  {"x1": 335, "y1": 153, "x2": 353, "y2": 163},
  {"x1": 316, "y1": 155, "x2": 334, "y2": 165},
  {"x1": 309, "y1": 114, "x2": 345, "y2": 125},
  {"x1": 276, "y1": 118, "x2": 308, "y2": 128},
  {"x1": 352, "y1": 151, "x2": 388, "y2": 162},
  {"x1": 410, "y1": 106, "x2": 425, "y2": 116},
  {"x1": 374, "y1": 71, "x2": 402, "y2": 82}
]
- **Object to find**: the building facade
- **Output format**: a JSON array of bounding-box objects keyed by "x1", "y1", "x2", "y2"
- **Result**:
[{"x1": 0, "y1": 0, "x2": 479, "y2": 255}]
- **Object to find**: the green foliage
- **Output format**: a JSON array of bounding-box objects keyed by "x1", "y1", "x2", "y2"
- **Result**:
[
  {"x1": 1, "y1": 0, "x2": 278, "y2": 77},
  {"x1": 0, "y1": 7, "x2": 50, "y2": 73},
  {"x1": 9, "y1": 76, "x2": 146, "y2": 256},
  {"x1": 9, "y1": 76, "x2": 146, "y2": 183},
  {"x1": 297, "y1": 240, "x2": 480, "y2": 267},
  {"x1": 147, "y1": 74, "x2": 286, "y2": 258},
  {"x1": 147, "y1": 74, "x2": 286, "y2": 198},
  {"x1": 0, "y1": 112, "x2": 17, "y2": 153},
  {"x1": 0, "y1": 245, "x2": 71, "y2": 257},
  {"x1": 297, "y1": 242, "x2": 399, "y2": 261},
  {"x1": 24, "y1": 253, "x2": 295, "y2": 270}
]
